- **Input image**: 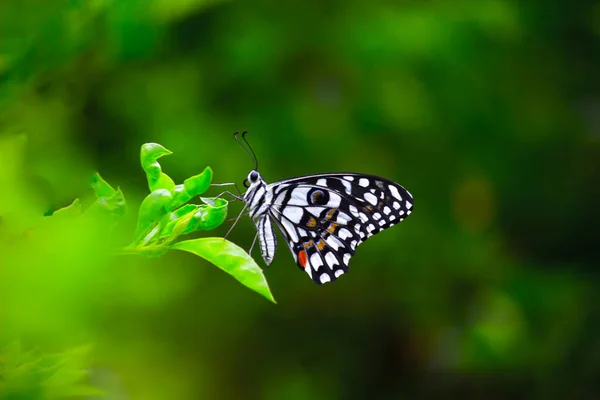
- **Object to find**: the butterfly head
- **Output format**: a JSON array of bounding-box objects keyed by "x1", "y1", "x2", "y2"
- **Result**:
[{"x1": 243, "y1": 169, "x2": 262, "y2": 189}]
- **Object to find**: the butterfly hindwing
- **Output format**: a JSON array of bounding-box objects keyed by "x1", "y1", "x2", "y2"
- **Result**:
[{"x1": 267, "y1": 173, "x2": 413, "y2": 284}]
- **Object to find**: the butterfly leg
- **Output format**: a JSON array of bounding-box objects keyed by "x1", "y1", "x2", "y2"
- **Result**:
[
  {"x1": 224, "y1": 203, "x2": 248, "y2": 239},
  {"x1": 211, "y1": 182, "x2": 243, "y2": 198},
  {"x1": 248, "y1": 232, "x2": 259, "y2": 256},
  {"x1": 210, "y1": 190, "x2": 244, "y2": 202},
  {"x1": 225, "y1": 209, "x2": 250, "y2": 223}
]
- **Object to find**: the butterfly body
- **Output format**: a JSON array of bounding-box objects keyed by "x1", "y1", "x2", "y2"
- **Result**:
[{"x1": 242, "y1": 170, "x2": 414, "y2": 284}]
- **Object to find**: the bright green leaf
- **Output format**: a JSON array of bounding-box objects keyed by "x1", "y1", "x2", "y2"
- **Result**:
[
  {"x1": 134, "y1": 188, "x2": 173, "y2": 241},
  {"x1": 90, "y1": 172, "x2": 116, "y2": 198},
  {"x1": 140, "y1": 142, "x2": 176, "y2": 192},
  {"x1": 170, "y1": 184, "x2": 188, "y2": 207},
  {"x1": 171, "y1": 238, "x2": 275, "y2": 303},
  {"x1": 50, "y1": 199, "x2": 82, "y2": 218},
  {"x1": 140, "y1": 142, "x2": 172, "y2": 169},
  {"x1": 193, "y1": 197, "x2": 228, "y2": 231},
  {"x1": 159, "y1": 198, "x2": 228, "y2": 238},
  {"x1": 159, "y1": 204, "x2": 199, "y2": 238},
  {"x1": 87, "y1": 188, "x2": 128, "y2": 217},
  {"x1": 170, "y1": 167, "x2": 213, "y2": 209},
  {"x1": 164, "y1": 209, "x2": 198, "y2": 244}
]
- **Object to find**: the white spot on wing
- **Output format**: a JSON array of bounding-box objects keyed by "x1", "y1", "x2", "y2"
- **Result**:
[
  {"x1": 338, "y1": 228, "x2": 352, "y2": 240},
  {"x1": 341, "y1": 179, "x2": 352, "y2": 194},
  {"x1": 350, "y1": 240, "x2": 358, "y2": 250},
  {"x1": 406, "y1": 200, "x2": 413, "y2": 209},
  {"x1": 325, "y1": 252, "x2": 339, "y2": 267},
  {"x1": 335, "y1": 269, "x2": 344, "y2": 278},
  {"x1": 359, "y1": 212, "x2": 369, "y2": 223},
  {"x1": 378, "y1": 219, "x2": 386, "y2": 226},
  {"x1": 364, "y1": 192, "x2": 378, "y2": 205},
  {"x1": 310, "y1": 253, "x2": 323, "y2": 271},
  {"x1": 389, "y1": 185, "x2": 402, "y2": 201},
  {"x1": 320, "y1": 273, "x2": 331, "y2": 284},
  {"x1": 393, "y1": 202, "x2": 401, "y2": 210},
  {"x1": 359, "y1": 178, "x2": 369, "y2": 187},
  {"x1": 286, "y1": 187, "x2": 311, "y2": 205},
  {"x1": 327, "y1": 236, "x2": 344, "y2": 251},
  {"x1": 282, "y1": 206, "x2": 303, "y2": 223},
  {"x1": 306, "y1": 206, "x2": 324, "y2": 217},
  {"x1": 305, "y1": 265, "x2": 313, "y2": 279},
  {"x1": 317, "y1": 178, "x2": 327, "y2": 186},
  {"x1": 342, "y1": 253, "x2": 351, "y2": 265},
  {"x1": 383, "y1": 206, "x2": 391, "y2": 215},
  {"x1": 367, "y1": 224, "x2": 376, "y2": 233},
  {"x1": 349, "y1": 205, "x2": 359, "y2": 217},
  {"x1": 389, "y1": 214, "x2": 396, "y2": 221},
  {"x1": 336, "y1": 211, "x2": 352, "y2": 224},
  {"x1": 274, "y1": 191, "x2": 288, "y2": 206},
  {"x1": 280, "y1": 218, "x2": 299, "y2": 242},
  {"x1": 327, "y1": 192, "x2": 342, "y2": 208},
  {"x1": 373, "y1": 213, "x2": 382, "y2": 220},
  {"x1": 343, "y1": 176, "x2": 354, "y2": 181}
]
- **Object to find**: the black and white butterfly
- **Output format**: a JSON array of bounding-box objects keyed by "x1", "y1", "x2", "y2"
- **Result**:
[{"x1": 226, "y1": 132, "x2": 414, "y2": 285}]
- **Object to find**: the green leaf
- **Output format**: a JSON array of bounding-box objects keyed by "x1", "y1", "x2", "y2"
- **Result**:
[
  {"x1": 164, "y1": 208, "x2": 198, "y2": 244},
  {"x1": 171, "y1": 238, "x2": 276, "y2": 303},
  {"x1": 102, "y1": 188, "x2": 127, "y2": 216},
  {"x1": 88, "y1": 188, "x2": 127, "y2": 217},
  {"x1": 90, "y1": 172, "x2": 116, "y2": 198},
  {"x1": 51, "y1": 199, "x2": 82, "y2": 218},
  {"x1": 159, "y1": 198, "x2": 227, "y2": 239},
  {"x1": 159, "y1": 204, "x2": 198, "y2": 238},
  {"x1": 194, "y1": 197, "x2": 228, "y2": 231},
  {"x1": 170, "y1": 204, "x2": 198, "y2": 219},
  {"x1": 134, "y1": 188, "x2": 173, "y2": 241},
  {"x1": 170, "y1": 167, "x2": 213, "y2": 209},
  {"x1": 140, "y1": 142, "x2": 176, "y2": 192}
]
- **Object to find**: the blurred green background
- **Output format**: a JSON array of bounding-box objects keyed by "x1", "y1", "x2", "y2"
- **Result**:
[{"x1": 1, "y1": 0, "x2": 600, "y2": 398}]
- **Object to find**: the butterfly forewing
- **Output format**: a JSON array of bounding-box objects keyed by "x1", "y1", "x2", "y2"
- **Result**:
[{"x1": 266, "y1": 173, "x2": 413, "y2": 284}]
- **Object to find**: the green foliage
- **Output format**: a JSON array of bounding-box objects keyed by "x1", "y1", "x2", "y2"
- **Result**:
[
  {"x1": 66, "y1": 142, "x2": 273, "y2": 302},
  {"x1": 121, "y1": 142, "x2": 274, "y2": 302},
  {"x1": 0, "y1": 342, "x2": 102, "y2": 400},
  {"x1": 172, "y1": 238, "x2": 276, "y2": 303}
]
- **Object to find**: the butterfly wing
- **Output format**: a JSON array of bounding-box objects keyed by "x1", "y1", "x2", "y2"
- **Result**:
[{"x1": 266, "y1": 173, "x2": 414, "y2": 284}]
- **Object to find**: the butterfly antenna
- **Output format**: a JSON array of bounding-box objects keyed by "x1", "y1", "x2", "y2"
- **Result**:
[
  {"x1": 233, "y1": 131, "x2": 258, "y2": 170},
  {"x1": 241, "y1": 130, "x2": 259, "y2": 171}
]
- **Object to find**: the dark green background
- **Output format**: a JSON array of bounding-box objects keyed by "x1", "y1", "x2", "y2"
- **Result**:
[{"x1": 1, "y1": 0, "x2": 599, "y2": 398}]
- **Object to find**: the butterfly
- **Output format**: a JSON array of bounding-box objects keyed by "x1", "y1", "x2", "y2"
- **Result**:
[{"x1": 227, "y1": 132, "x2": 414, "y2": 284}]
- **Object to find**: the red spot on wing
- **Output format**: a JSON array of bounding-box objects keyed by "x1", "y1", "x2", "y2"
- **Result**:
[{"x1": 298, "y1": 250, "x2": 308, "y2": 268}]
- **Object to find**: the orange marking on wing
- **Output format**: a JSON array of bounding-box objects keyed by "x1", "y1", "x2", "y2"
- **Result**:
[
  {"x1": 298, "y1": 250, "x2": 308, "y2": 268},
  {"x1": 326, "y1": 209, "x2": 336, "y2": 220},
  {"x1": 303, "y1": 240, "x2": 314, "y2": 249},
  {"x1": 326, "y1": 223, "x2": 338, "y2": 234},
  {"x1": 306, "y1": 217, "x2": 317, "y2": 228},
  {"x1": 316, "y1": 239, "x2": 326, "y2": 251}
]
